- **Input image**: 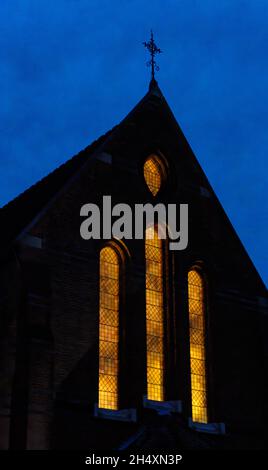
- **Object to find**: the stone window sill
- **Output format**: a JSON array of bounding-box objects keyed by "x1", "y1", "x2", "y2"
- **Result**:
[
  {"x1": 94, "y1": 404, "x2": 137, "y2": 422},
  {"x1": 188, "y1": 418, "x2": 225, "y2": 434},
  {"x1": 143, "y1": 396, "x2": 182, "y2": 415}
]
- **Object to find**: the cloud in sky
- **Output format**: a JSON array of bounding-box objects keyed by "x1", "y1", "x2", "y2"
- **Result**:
[{"x1": 0, "y1": 0, "x2": 267, "y2": 285}]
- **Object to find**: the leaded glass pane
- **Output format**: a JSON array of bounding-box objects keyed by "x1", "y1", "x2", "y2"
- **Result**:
[
  {"x1": 98, "y1": 247, "x2": 119, "y2": 410},
  {"x1": 145, "y1": 227, "x2": 164, "y2": 401},
  {"x1": 188, "y1": 270, "x2": 208, "y2": 423}
]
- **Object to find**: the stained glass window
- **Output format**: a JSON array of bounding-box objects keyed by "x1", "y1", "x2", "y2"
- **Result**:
[
  {"x1": 145, "y1": 226, "x2": 164, "y2": 401},
  {"x1": 144, "y1": 156, "x2": 163, "y2": 196},
  {"x1": 98, "y1": 246, "x2": 119, "y2": 410},
  {"x1": 188, "y1": 269, "x2": 208, "y2": 423}
]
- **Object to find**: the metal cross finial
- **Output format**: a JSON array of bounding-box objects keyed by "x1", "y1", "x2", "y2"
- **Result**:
[{"x1": 143, "y1": 30, "x2": 162, "y2": 80}]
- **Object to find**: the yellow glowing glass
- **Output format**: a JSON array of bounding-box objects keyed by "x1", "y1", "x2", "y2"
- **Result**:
[
  {"x1": 98, "y1": 247, "x2": 119, "y2": 410},
  {"x1": 188, "y1": 270, "x2": 208, "y2": 423},
  {"x1": 145, "y1": 226, "x2": 164, "y2": 401},
  {"x1": 144, "y1": 156, "x2": 162, "y2": 196}
]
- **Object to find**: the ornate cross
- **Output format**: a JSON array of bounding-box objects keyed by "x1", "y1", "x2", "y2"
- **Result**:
[{"x1": 143, "y1": 30, "x2": 162, "y2": 80}]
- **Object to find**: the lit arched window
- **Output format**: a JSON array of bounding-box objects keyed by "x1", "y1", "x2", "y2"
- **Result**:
[
  {"x1": 98, "y1": 246, "x2": 120, "y2": 410},
  {"x1": 144, "y1": 155, "x2": 165, "y2": 196},
  {"x1": 188, "y1": 269, "x2": 208, "y2": 423},
  {"x1": 145, "y1": 226, "x2": 165, "y2": 401}
]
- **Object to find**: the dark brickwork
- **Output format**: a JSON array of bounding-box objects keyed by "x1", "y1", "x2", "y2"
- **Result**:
[{"x1": 0, "y1": 83, "x2": 267, "y2": 449}]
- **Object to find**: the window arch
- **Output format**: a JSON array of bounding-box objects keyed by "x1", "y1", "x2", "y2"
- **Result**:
[
  {"x1": 145, "y1": 226, "x2": 165, "y2": 401},
  {"x1": 144, "y1": 154, "x2": 166, "y2": 196},
  {"x1": 98, "y1": 246, "x2": 120, "y2": 410},
  {"x1": 188, "y1": 269, "x2": 208, "y2": 423}
]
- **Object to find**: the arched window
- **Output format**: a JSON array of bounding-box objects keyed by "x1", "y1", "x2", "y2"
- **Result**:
[
  {"x1": 144, "y1": 154, "x2": 165, "y2": 196},
  {"x1": 145, "y1": 226, "x2": 165, "y2": 401},
  {"x1": 98, "y1": 246, "x2": 120, "y2": 410},
  {"x1": 188, "y1": 269, "x2": 208, "y2": 423}
]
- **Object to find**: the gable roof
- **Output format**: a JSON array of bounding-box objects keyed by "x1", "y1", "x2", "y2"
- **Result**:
[{"x1": 0, "y1": 80, "x2": 267, "y2": 292}]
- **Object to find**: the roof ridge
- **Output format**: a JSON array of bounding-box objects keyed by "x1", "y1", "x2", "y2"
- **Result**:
[{"x1": 0, "y1": 127, "x2": 114, "y2": 247}]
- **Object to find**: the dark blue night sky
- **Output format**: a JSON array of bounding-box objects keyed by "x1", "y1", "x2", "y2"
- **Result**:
[{"x1": 0, "y1": 0, "x2": 267, "y2": 285}]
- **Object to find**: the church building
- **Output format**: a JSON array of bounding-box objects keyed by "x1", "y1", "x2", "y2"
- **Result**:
[{"x1": 0, "y1": 58, "x2": 267, "y2": 449}]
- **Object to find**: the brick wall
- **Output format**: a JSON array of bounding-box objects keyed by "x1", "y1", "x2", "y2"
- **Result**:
[{"x1": 2, "y1": 90, "x2": 267, "y2": 449}]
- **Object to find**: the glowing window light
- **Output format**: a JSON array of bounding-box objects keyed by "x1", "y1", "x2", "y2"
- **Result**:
[
  {"x1": 145, "y1": 226, "x2": 164, "y2": 401},
  {"x1": 98, "y1": 246, "x2": 119, "y2": 410},
  {"x1": 144, "y1": 156, "x2": 163, "y2": 196},
  {"x1": 188, "y1": 269, "x2": 208, "y2": 423}
]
